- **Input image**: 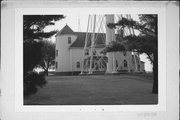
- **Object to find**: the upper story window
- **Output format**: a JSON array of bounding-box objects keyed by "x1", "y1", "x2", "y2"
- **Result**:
[
  {"x1": 68, "y1": 37, "x2": 71, "y2": 44},
  {"x1": 55, "y1": 50, "x2": 58, "y2": 57},
  {"x1": 76, "y1": 61, "x2": 80, "y2": 68}
]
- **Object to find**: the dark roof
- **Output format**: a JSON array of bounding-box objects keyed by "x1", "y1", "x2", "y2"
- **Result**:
[
  {"x1": 70, "y1": 32, "x2": 85, "y2": 48},
  {"x1": 70, "y1": 32, "x2": 106, "y2": 48},
  {"x1": 55, "y1": 25, "x2": 75, "y2": 37}
]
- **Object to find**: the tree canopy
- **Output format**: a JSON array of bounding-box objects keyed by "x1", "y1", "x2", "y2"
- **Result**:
[
  {"x1": 101, "y1": 41, "x2": 126, "y2": 54},
  {"x1": 39, "y1": 40, "x2": 55, "y2": 76},
  {"x1": 23, "y1": 15, "x2": 65, "y2": 97},
  {"x1": 23, "y1": 15, "x2": 65, "y2": 40}
]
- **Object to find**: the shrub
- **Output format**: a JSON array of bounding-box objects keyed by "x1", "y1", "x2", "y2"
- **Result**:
[{"x1": 24, "y1": 71, "x2": 47, "y2": 97}]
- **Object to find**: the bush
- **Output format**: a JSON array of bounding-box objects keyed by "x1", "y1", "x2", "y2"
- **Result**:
[
  {"x1": 24, "y1": 71, "x2": 47, "y2": 97},
  {"x1": 101, "y1": 41, "x2": 126, "y2": 53}
]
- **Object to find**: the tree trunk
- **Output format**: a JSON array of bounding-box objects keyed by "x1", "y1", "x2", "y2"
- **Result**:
[
  {"x1": 152, "y1": 52, "x2": 158, "y2": 94},
  {"x1": 44, "y1": 69, "x2": 48, "y2": 76}
]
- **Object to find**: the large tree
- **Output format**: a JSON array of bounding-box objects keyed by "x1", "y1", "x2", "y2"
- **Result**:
[
  {"x1": 107, "y1": 14, "x2": 158, "y2": 94},
  {"x1": 39, "y1": 40, "x2": 55, "y2": 76},
  {"x1": 23, "y1": 15, "x2": 65, "y2": 97}
]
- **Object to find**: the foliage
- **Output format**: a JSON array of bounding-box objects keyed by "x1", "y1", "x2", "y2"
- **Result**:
[
  {"x1": 101, "y1": 41, "x2": 126, "y2": 53},
  {"x1": 124, "y1": 35, "x2": 157, "y2": 54},
  {"x1": 39, "y1": 40, "x2": 55, "y2": 75},
  {"x1": 24, "y1": 71, "x2": 46, "y2": 97},
  {"x1": 24, "y1": 41, "x2": 43, "y2": 73},
  {"x1": 23, "y1": 15, "x2": 65, "y2": 40},
  {"x1": 23, "y1": 15, "x2": 65, "y2": 97},
  {"x1": 108, "y1": 15, "x2": 157, "y2": 36},
  {"x1": 107, "y1": 15, "x2": 157, "y2": 62}
]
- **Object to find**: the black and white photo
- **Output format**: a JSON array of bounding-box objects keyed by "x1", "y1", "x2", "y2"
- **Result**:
[
  {"x1": 1, "y1": 1, "x2": 179, "y2": 120},
  {"x1": 23, "y1": 14, "x2": 158, "y2": 105}
]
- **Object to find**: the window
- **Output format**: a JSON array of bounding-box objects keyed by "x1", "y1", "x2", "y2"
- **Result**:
[
  {"x1": 124, "y1": 60, "x2": 127, "y2": 67},
  {"x1": 55, "y1": 50, "x2": 58, "y2": 57},
  {"x1": 116, "y1": 60, "x2": 118, "y2": 68},
  {"x1": 68, "y1": 37, "x2": 71, "y2": 44},
  {"x1": 85, "y1": 49, "x2": 89, "y2": 55},
  {"x1": 55, "y1": 62, "x2": 58, "y2": 69},
  {"x1": 132, "y1": 56, "x2": 135, "y2": 64},
  {"x1": 138, "y1": 64, "x2": 140, "y2": 71},
  {"x1": 123, "y1": 51, "x2": 127, "y2": 56},
  {"x1": 76, "y1": 62, "x2": 80, "y2": 68}
]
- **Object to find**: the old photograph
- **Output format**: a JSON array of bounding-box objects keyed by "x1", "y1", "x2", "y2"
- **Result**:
[
  {"x1": 23, "y1": 14, "x2": 158, "y2": 105},
  {"x1": 1, "y1": 1, "x2": 179, "y2": 120}
]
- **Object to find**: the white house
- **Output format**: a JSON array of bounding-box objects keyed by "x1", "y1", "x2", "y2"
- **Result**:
[{"x1": 55, "y1": 25, "x2": 145, "y2": 75}]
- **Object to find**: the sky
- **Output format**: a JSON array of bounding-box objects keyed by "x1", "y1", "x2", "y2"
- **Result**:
[{"x1": 44, "y1": 14, "x2": 153, "y2": 72}]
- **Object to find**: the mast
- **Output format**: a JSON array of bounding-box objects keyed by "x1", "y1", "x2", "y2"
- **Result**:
[
  {"x1": 88, "y1": 15, "x2": 96, "y2": 74},
  {"x1": 78, "y1": 15, "x2": 81, "y2": 32},
  {"x1": 80, "y1": 15, "x2": 90, "y2": 74},
  {"x1": 80, "y1": 14, "x2": 142, "y2": 75}
]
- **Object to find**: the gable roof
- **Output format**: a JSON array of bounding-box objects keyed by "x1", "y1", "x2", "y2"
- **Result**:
[
  {"x1": 55, "y1": 25, "x2": 75, "y2": 37},
  {"x1": 70, "y1": 32, "x2": 106, "y2": 48},
  {"x1": 56, "y1": 25, "x2": 122, "y2": 48},
  {"x1": 70, "y1": 32, "x2": 86, "y2": 48}
]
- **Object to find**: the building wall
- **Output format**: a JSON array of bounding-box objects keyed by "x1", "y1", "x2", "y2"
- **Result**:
[
  {"x1": 131, "y1": 55, "x2": 145, "y2": 72},
  {"x1": 114, "y1": 52, "x2": 145, "y2": 72},
  {"x1": 115, "y1": 51, "x2": 133, "y2": 72},
  {"x1": 69, "y1": 48, "x2": 84, "y2": 72},
  {"x1": 55, "y1": 34, "x2": 145, "y2": 73},
  {"x1": 55, "y1": 34, "x2": 77, "y2": 72}
]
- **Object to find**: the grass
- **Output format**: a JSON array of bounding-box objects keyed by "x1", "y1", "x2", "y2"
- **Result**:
[{"x1": 24, "y1": 74, "x2": 158, "y2": 105}]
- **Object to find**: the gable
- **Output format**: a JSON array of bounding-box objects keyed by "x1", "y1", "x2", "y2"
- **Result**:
[{"x1": 55, "y1": 25, "x2": 75, "y2": 37}]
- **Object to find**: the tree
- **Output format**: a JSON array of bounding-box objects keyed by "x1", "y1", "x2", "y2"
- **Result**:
[
  {"x1": 39, "y1": 40, "x2": 55, "y2": 76},
  {"x1": 24, "y1": 15, "x2": 65, "y2": 97},
  {"x1": 23, "y1": 15, "x2": 65, "y2": 41},
  {"x1": 107, "y1": 14, "x2": 158, "y2": 94},
  {"x1": 101, "y1": 41, "x2": 126, "y2": 53}
]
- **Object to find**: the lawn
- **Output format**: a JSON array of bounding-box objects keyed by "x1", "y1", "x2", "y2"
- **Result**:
[{"x1": 24, "y1": 74, "x2": 158, "y2": 105}]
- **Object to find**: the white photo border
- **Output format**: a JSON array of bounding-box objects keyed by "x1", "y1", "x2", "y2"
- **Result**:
[{"x1": 15, "y1": 5, "x2": 166, "y2": 112}]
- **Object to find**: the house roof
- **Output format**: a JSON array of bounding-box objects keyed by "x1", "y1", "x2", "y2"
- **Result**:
[
  {"x1": 55, "y1": 25, "x2": 75, "y2": 37},
  {"x1": 70, "y1": 32, "x2": 106, "y2": 48},
  {"x1": 56, "y1": 25, "x2": 120, "y2": 48}
]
